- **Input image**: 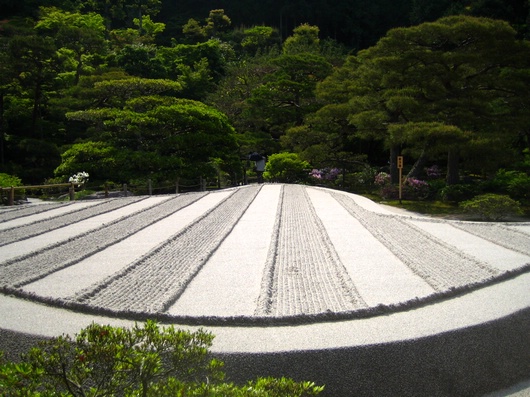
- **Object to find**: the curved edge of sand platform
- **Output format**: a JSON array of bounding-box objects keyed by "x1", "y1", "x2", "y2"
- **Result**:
[{"x1": 0, "y1": 271, "x2": 529, "y2": 396}]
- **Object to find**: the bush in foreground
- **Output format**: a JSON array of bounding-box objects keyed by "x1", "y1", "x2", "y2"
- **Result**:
[
  {"x1": 460, "y1": 193, "x2": 522, "y2": 221},
  {"x1": 0, "y1": 320, "x2": 323, "y2": 397}
]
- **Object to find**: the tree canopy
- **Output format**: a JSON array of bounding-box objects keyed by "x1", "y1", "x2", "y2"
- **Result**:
[{"x1": 0, "y1": 2, "x2": 528, "y2": 199}]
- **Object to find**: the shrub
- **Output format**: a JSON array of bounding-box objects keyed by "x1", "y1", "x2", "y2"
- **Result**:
[
  {"x1": 0, "y1": 173, "x2": 25, "y2": 204},
  {"x1": 374, "y1": 173, "x2": 430, "y2": 200},
  {"x1": 0, "y1": 173, "x2": 22, "y2": 188},
  {"x1": 264, "y1": 153, "x2": 310, "y2": 183},
  {"x1": 403, "y1": 178, "x2": 429, "y2": 200},
  {"x1": 460, "y1": 194, "x2": 522, "y2": 221},
  {"x1": 0, "y1": 321, "x2": 323, "y2": 397},
  {"x1": 440, "y1": 183, "x2": 481, "y2": 202}
]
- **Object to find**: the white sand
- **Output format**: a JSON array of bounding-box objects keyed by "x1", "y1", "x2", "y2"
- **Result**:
[
  {"x1": 22, "y1": 191, "x2": 233, "y2": 298},
  {"x1": 408, "y1": 220, "x2": 530, "y2": 272},
  {"x1": 2, "y1": 185, "x2": 528, "y2": 319},
  {"x1": 166, "y1": 185, "x2": 281, "y2": 317},
  {"x1": 0, "y1": 201, "x2": 99, "y2": 230},
  {"x1": 0, "y1": 197, "x2": 166, "y2": 262},
  {"x1": 306, "y1": 188, "x2": 435, "y2": 306}
]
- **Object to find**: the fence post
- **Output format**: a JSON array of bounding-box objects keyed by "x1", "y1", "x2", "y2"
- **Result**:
[
  {"x1": 105, "y1": 183, "x2": 109, "y2": 198},
  {"x1": 148, "y1": 179, "x2": 152, "y2": 196},
  {"x1": 123, "y1": 184, "x2": 128, "y2": 197},
  {"x1": 9, "y1": 186, "x2": 14, "y2": 206},
  {"x1": 69, "y1": 183, "x2": 75, "y2": 201},
  {"x1": 175, "y1": 177, "x2": 179, "y2": 194}
]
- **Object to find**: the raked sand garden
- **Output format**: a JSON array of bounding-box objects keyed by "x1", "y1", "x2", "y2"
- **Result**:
[{"x1": 1, "y1": 184, "x2": 529, "y2": 396}]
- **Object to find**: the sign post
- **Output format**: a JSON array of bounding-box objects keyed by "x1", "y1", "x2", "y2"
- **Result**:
[{"x1": 397, "y1": 156, "x2": 403, "y2": 204}]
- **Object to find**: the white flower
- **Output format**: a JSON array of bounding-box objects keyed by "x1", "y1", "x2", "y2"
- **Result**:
[{"x1": 69, "y1": 171, "x2": 89, "y2": 184}]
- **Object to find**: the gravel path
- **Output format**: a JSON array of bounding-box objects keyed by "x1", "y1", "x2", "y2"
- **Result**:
[
  {"x1": 0, "y1": 197, "x2": 166, "y2": 262},
  {"x1": 0, "y1": 202, "x2": 78, "y2": 223},
  {"x1": 408, "y1": 220, "x2": 530, "y2": 272},
  {"x1": 1, "y1": 185, "x2": 529, "y2": 397},
  {"x1": 306, "y1": 188, "x2": 435, "y2": 306}
]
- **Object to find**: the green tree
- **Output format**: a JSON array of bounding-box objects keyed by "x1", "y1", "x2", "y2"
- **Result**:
[
  {"x1": 35, "y1": 7, "x2": 107, "y2": 86},
  {"x1": 65, "y1": 78, "x2": 239, "y2": 183},
  {"x1": 246, "y1": 53, "x2": 332, "y2": 140},
  {"x1": 182, "y1": 18, "x2": 207, "y2": 43},
  {"x1": 315, "y1": 15, "x2": 530, "y2": 185},
  {"x1": 156, "y1": 40, "x2": 227, "y2": 99},
  {"x1": 240, "y1": 25, "x2": 281, "y2": 56},
  {"x1": 282, "y1": 23, "x2": 320, "y2": 55},
  {"x1": 204, "y1": 9, "x2": 232, "y2": 39}
]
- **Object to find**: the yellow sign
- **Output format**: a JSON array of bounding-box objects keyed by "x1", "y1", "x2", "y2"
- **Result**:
[{"x1": 397, "y1": 156, "x2": 403, "y2": 169}]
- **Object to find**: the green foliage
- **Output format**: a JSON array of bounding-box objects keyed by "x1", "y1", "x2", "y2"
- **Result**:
[
  {"x1": 486, "y1": 169, "x2": 530, "y2": 201},
  {"x1": 0, "y1": 321, "x2": 323, "y2": 397},
  {"x1": 264, "y1": 152, "x2": 310, "y2": 183},
  {"x1": 0, "y1": 173, "x2": 22, "y2": 187},
  {"x1": 440, "y1": 183, "x2": 482, "y2": 203},
  {"x1": 283, "y1": 24, "x2": 321, "y2": 55},
  {"x1": 54, "y1": 141, "x2": 122, "y2": 183},
  {"x1": 246, "y1": 53, "x2": 332, "y2": 137},
  {"x1": 460, "y1": 193, "x2": 523, "y2": 221},
  {"x1": 182, "y1": 18, "x2": 207, "y2": 43},
  {"x1": 240, "y1": 26, "x2": 281, "y2": 56},
  {"x1": 65, "y1": 94, "x2": 238, "y2": 183},
  {"x1": 115, "y1": 45, "x2": 167, "y2": 78},
  {"x1": 315, "y1": 15, "x2": 530, "y2": 185}
]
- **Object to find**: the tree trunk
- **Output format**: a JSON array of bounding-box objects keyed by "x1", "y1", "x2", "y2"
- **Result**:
[
  {"x1": 407, "y1": 147, "x2": 428, "y2": 179},
  {"x1": 446, "y1": 148, "x2": 460, "y2": 185}
]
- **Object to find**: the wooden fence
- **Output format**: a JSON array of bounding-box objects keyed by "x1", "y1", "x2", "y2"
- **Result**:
[
  {"x1": 0, "y1": 183, "x2": 81, "y2": 206},
  {"x1": 0, "y1": 176, "x2": 212, "y2": 206}
]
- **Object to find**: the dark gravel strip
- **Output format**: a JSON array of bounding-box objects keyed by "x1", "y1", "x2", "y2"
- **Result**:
[
  {"x1": 0, "y1": 197, "x2": 147, "y2": 247},
  {"x1": 451, "y1": 222, "x2": 530, "y2": 256},
  {"x1": 255, "y1": 185, "x2": 366, "y2": 316},
  {"x1": 0, "y1": 202, "x2": 74, "y2": 223},
  {"x1": 0, "y1": 192, "x2": 208, "y2": 288},
  {"x1": 72, "y1": 186, "x2": 261, "y2": 314},
  {"x1": 332, "y1": 192, "x2": 499, "y2": 291}
]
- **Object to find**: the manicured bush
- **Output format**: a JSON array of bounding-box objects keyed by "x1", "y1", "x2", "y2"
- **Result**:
[
  {"x1": 0, "y1": 321, "x2": 323, "y2": 397},
  {"x1": 264, "y1": 153, "x2": 310, "y2": 183},
  {"x1": 459, "y1": 194, "x2": 522, "y2": 221}
]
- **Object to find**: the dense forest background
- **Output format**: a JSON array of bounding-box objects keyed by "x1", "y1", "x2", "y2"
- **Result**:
[{"x1": 0, "y1": 0, "x2": 529, "y2": 205}]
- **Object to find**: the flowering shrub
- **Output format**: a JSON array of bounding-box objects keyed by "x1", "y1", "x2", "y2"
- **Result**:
[
  {"x1": 69, "y1": 171, "x2": 89, "y2": 185},
  {"x1": 375, "y1": 173, "x2": 429, "y2": 200},
  {"x1": 425, "y1": 165, "x2": 442, "y2": 179},
  {"x1": 404, "y1": 178, "x2": 430, "y2": 200},
  {"x1": 309, "y1": 168, "x2": 340, "y2": 181},
  {"x1": 374, "y1": 172, "x2": 391, "y2": 186}
]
